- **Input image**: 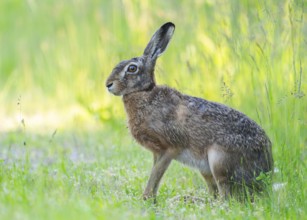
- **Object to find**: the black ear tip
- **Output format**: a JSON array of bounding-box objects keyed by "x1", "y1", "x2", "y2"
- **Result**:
[{"x1": 161, "y1": 22, "x2": 175, "y2": 30}]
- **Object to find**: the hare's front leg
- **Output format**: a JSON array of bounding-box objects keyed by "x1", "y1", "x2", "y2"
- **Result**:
[{"x1": 143, "y1": 151, "x2": 173, "y2": 201}]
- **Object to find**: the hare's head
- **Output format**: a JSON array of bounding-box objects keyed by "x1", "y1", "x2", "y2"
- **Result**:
[{"x1": 106, "y1": 22, "x2": 175, "y2": 96}]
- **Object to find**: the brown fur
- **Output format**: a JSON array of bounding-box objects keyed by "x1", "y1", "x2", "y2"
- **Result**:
[{"x1": 106, "y1": 22, "x2": 273, "y2": 201}]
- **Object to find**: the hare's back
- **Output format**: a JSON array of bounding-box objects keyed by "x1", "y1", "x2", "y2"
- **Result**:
[{"x1": 181, "y1": 95, "x2": 271, "y2": 151}]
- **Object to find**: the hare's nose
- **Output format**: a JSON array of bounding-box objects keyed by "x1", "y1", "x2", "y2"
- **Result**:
[{"x1": 106, "y1": 82, "x2": 113, "y2": 89}]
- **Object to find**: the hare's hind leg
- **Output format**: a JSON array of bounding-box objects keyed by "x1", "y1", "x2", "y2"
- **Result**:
[
  {"x1": 200, "y1": 173, "x2": 218, "y2": 198},
  {"x1": 208, "y1": 146, "x2": 232, "y2": 199}
]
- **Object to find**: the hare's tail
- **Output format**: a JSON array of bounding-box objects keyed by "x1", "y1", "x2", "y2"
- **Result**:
[{"x1": 231, "y1": 148, "x2": 273, "y2": 197}]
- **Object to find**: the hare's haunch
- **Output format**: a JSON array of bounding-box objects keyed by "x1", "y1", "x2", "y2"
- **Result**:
[{"x1": 106, "y1": 22, "x2": 273, "y2": 201}]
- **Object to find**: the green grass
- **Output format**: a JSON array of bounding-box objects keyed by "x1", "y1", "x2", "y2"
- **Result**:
[{"x1": 0, "y1": 0, "x2": 306, "y2": 219}]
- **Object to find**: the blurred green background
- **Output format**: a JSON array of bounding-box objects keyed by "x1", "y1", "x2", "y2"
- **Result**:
[
  {"x1": 1, "y1": 0, "x2": 306, "y2": 131},
  {"x1": 0, "y1": 0, "x2": 306, "y2": 219}
]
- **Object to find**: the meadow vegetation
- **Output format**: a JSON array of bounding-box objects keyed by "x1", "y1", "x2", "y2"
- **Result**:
[{"x1": 0, "y1": 0, "x2": 306, "y2": 219}]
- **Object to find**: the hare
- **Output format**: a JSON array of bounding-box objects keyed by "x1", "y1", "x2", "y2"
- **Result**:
[{"x1": 106, "y1": 22, "x2": 273, "y2": 201}]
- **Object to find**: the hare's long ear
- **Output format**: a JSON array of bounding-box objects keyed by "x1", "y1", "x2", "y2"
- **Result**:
[{"x1": 143, "y1": 22, "x2": 175, "y2": 59}]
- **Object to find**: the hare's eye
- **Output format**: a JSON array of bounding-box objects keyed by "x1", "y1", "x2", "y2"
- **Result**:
[{"x1": 127, "y1": 64, "x2": 138, "y2": 73}]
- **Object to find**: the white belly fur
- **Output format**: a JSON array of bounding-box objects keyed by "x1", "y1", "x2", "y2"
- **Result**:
[{"x1": 175, "y1": 149, "x2": 211, "y2": 174}]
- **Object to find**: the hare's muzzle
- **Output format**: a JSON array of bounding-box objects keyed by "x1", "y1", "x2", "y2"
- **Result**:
[
  {"x1": 107, "y1": 82, "x2": 114, "y2": 93},
  {"x1": 106, "y1": 81, "x2": 121, "y2": 95},
  {"x1": 106, "y1": 82, "x2": 113, "y2": 91}
]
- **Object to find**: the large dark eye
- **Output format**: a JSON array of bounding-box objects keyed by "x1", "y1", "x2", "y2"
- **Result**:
[{"x1": 127, "y1": 64, "x2": 137, "y2": 73}]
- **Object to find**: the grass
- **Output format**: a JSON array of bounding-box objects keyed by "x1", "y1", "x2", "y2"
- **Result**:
[{"x1": 0, "y1": 0, "x2": 306, "y2": 219}]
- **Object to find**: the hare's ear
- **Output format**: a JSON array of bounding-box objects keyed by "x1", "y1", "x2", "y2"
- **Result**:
[{"x1": 143, "y1": 22, "x2": 175, "y2": 59}]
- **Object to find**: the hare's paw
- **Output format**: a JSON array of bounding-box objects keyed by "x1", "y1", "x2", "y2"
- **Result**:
[{"x1": 143, "y1": 192, "x2": 157, "y2": 203}]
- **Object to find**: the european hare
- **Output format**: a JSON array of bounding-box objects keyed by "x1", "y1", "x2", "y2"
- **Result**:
[{"x1": 106, "y1": 22, "x2": 273, "y2": 201}]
